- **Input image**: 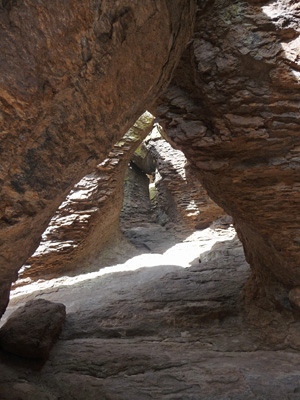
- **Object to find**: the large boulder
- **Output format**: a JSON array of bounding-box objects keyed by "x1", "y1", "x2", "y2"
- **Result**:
[
  {"x1": 155, "y1": 0, "x2": 300, "y2": 304},
  {"x1": 0, "y1": 0, "x2": 196, "y2": 317},
  {"x1": 0, "y1": 299, "x2": 66, "y2": 358}
]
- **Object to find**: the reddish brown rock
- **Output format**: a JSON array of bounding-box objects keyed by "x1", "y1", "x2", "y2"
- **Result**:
[
  {"x1": 0, "y1": 299, "x2": 66, "y2": 358},
  {"x1": 155, "y1": 0, "x2": 300, "y2": 303},
  {"x1": 0, "y1": 1, "x2": 196, "y2": 317}
]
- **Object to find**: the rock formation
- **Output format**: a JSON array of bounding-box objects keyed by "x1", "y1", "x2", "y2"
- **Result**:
[
  {"x1": 140, "y1": 128, "x2": 224, "y2": 230},
  {"x1": 17, "y1": 117, "x2": 224, "y2": 284},
  {"x1": 17, "y1": 113, "x2": 154, "y2": 283},
  {"x1": 0, "y1": 299, "x2": 66, "y2": 358},
  {"x1": 119, "y1": 163, "x2": 153, "y2": 231},
  {"x1": 0, "y1": 0, "x2": 300, "y2": 322},
  {"x1": 0, "y1": 0, "x2": 196, "y2": 317},
  {"x1": 155, "y1": 0, "x2": 300, "y2": 305},
  {"x1": 3, "y1": 227, "x2": 300, "y2": 398}
]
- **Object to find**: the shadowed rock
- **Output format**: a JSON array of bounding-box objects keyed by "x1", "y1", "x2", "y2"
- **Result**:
[
  {"x1": 141, "y1": 128, "x2": 224, "y2": 229},
  {"x1": 155, "y1": 0, "x2": 300, "y2": 305},
  {"x1": 0, "y1": 0, "x2": 196, "y2": 317},
  {"x1": 0, "y1": 299, "x2": 66, "y2": 358},
  {"x1": 16, "y1": 113, "x2": 154, "y2": 283}
]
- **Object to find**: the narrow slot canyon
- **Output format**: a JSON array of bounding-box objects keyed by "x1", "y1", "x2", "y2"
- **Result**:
[{"x1": 1, "y1": 1, "x2": 300, "y2": 399}]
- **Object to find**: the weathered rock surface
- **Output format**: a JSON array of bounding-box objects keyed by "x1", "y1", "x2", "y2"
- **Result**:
[
  {"x1": 155, "y1": 0, "x2": 300, "y2": 303},
  {"x1": 16, "y1": 113, "x2": 154, "y2": 284},
  {"x1": 143, "y1": 128, "x2": 224, "y2": 229},
  {"x1": 0, "y1": 299, "x2": 65, "y2": 359},
  {"x1": 121, "y1": 128, "x2": 224, "y2": 232},
  {"x1": 120, "y1": 164, "x2": 153, "y2": 231},
  {"x1": 19, "y1": 115, "x2": 225, "y2": 285},
  {"x1": 2, "y1": 225, "x2": 300, "y2": 398},
  {"x1": 0, "y1": 0, "x2": 195, "y2": 317}
]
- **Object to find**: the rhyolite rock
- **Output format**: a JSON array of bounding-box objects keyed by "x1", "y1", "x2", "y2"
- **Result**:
[
  {"x1": 17, "y1": 114, "x2": 225, "y2": 284},
  {"x1": 0, "y1": 0, "x2": 196, "y2": 317},
  {"x1": 120, "y1": 163, "x2": 153, "y2": 231},
  {"x1": 3, "y1": 226, "x2": 300, "y2": 398},
  {"x1": 155, "y1": 0, "x2": 300, "y2": 305},
  {"x1": 142, "y1": 128, "x2": 224, "y2": 229},
  {"x1": 16, "y1": 113, "x2": 154, "y2": 283},
  {"x1": 0, "y1": 299, "x2": 66, "y2": 358},
  {"x1": 289, "y1": 288, "x2": 300, "y2": 312},
  {"x1": 121, "y1": 128, "x2": 224, "y2": 232}
]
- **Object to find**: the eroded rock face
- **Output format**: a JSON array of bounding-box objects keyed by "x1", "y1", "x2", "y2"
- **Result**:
[
  {"x1": 120, "y1": 164, "x2": 153, "y2": 230},
  {"x1": 142, "y1": 129, "x2": 224, "y2": 230},
  {"x1": 0, "y1": 0, "x2": 196, "y2": 317},
  {"x1": 17, "y1": 113, "x2": 154, "y2": 283},
  {"x1": 0, "y1": 299, "x2": 66, "y2": 359},
  {"x1": 18, "y1": 114, "x2": 223, "y2": 283},
  {"x1": 155, "y1": 0, "x2": 300, "y2": 303}
]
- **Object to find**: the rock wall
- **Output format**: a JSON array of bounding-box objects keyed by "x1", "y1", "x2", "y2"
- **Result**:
[
  {"x1": 119, "y1": 164, "x2": 153, "y2": 230},
  {"x1": 19, "y1": 116, "x2": 225, "y2": 284},
  {"x1": 155, "y1": 0, "x2": 300, "y2": 304},
  {"x1": 142, "y1": 129, "x2": 224, "y2": 230},
  {"x1": 17, "y1": 113, "x2": 154, "y2": 284},
  {"x1": 0, "y1": 0, "x2": 196, "y2": 317}
]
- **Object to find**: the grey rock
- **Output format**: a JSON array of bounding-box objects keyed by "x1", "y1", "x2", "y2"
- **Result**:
[{"x1": 0, "y1": 299, "x2": 66, "y2": 359}]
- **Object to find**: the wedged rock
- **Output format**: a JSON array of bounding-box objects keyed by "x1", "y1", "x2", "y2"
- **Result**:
[
  {"x1": 0, "y1": 299, "x2": 66, "y2": 358},
  {"x1": 155, "y1": 0, "x2": 300, "y2": 303},
  {"x1": 0, "y1": 0, "x2": 196, "y2": 318}
]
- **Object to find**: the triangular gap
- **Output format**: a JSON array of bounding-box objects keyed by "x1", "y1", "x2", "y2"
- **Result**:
[{"x1": 11, "y1": 112, "x2": 235, "y2": 300}]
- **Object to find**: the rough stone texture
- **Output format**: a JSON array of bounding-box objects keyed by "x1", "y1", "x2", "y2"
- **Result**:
[
  {"x1": 2, "y1": 225, "x2": 300, "y2": 398},
  {"x1": 0, "y1": 0, "x2": 196, "y2": 317},
  {"x1": 289, "y1": 287, "x2": 300, "y2": 312},
  {"x1": 155, "y1": 0, "x2": 300, "y2": 303},
  {"x1": 120, "y1": 163, "x2": 153, "y2": 231},
  {"x1": 143, "y1": 128, "x2": 224, "y2": 229},
  {"x1": 121, "y1": 129, "x2": 224, "y2": 232},
  {"x1": 16, "y1": 113, "x2": 154, "y2": 284},
  {"x1": 0, "y1": 299, "x2": 65, "y2": 359},
  {"x1": 19, "y1": 115, "x2": 226, "y2": 285}
]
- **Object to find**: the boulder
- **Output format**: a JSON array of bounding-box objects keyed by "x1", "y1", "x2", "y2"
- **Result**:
[{"x1": 0, "y1": 299, "x2": 66, "y2": 358}]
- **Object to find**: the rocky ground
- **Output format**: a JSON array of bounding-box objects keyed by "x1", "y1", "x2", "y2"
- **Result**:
[{"x1": 1, "y1": 221, "x2": 300, "y2": 399}]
